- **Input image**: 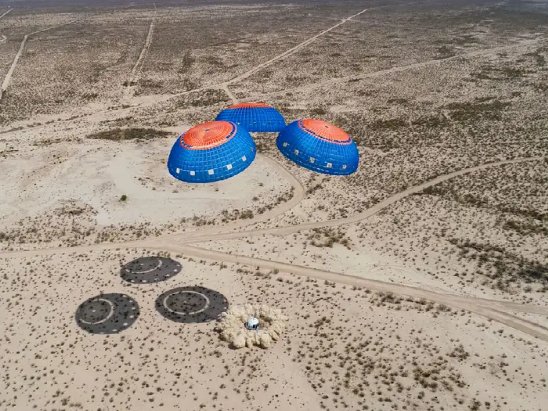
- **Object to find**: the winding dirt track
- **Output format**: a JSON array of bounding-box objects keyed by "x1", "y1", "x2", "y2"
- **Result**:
[
  {"x1": 161, "y1": 154, "x2": 306, "y2": 239},
  {"x1": 173, "y1": 156, "x2": 544, "y2": 243},
  {"x1": 2, "y1": 155, "x2": 547, "y2": 342},
  {"x1": 151, "y1": 244, "x2": 548, "y2": 343},
  {"x1": 0, "y1": 7, "x2": 546, "y2": 343}
]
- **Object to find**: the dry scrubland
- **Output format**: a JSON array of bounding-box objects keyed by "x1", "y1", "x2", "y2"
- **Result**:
[
  {"x1": 0, "y1": 0, "x2": 547, "y2": 409},
  {"x1": 1, "y1": 251, "x2": 547, "y2": 410}
]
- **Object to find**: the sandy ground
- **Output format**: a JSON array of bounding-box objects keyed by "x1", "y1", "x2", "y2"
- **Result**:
[
  {"x1": 0, "y1": 0, "x2": 547, "y2": 410},
  {"x1": 0, "y1": 139, "x2": 291, "y2": 227},
  {"x1": 1, "y1": 250, "x2": 547, "y2": 410}
]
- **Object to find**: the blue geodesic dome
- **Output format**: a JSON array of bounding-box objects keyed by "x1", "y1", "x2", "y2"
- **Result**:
[
  {"x1": 215, "y1": 102, "x2": 286, "y2": 132},
  {"x1": 276, "y1": 119, "x2": 359, "y2": 175},
  {"x1": 167, "y1": 121, "x2": 256, "y2": 183}
]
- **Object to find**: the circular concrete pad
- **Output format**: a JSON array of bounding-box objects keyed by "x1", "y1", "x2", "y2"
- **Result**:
[
  {"x1": 121, "y1": 257, "x2": 181, "y2": 284},
  {"x1": 76, "y1": 293, "x2": 139, "y2": 334},
  {"x1": 155, "y1": 286, "x2": 229, "y2": 323}
]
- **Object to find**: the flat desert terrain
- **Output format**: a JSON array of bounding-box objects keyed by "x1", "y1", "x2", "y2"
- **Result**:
[{"x1": 0, "y1": 0, "x2": 547, "y2": 410}]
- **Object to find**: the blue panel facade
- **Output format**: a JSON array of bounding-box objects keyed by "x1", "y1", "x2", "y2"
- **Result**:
[
  {"x1": 167, "y1": 124, "x2": 256, "y2": 183},
  {"x1": 276, "y1": 121, "x2": 359, "y2": 175},
  {"x1": 216, "y1": 106, "x2": 286, "y2": 132}
]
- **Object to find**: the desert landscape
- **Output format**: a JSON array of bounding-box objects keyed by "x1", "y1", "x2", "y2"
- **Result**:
[{"x1": 0, "y1": 0, "x2": 547, "y2": 409}]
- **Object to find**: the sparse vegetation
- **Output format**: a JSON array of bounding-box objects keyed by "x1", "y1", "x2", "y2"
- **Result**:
[
  {"x1": 87, "y1": 128, "x2": 170, "y2": 141},
  {"x1": 0, "y1": 1, "x2": 547, "y2": 409}
]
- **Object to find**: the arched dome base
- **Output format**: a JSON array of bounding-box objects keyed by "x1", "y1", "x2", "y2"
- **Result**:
[{"x1": 276, "y1": 119, "x2": 359, "y2": 175}]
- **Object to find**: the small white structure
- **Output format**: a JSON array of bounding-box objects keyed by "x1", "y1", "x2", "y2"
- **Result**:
[
  {"x1": 245, "y1": 316, "x2": 259, "y2": 331},
  {"x1": 216, "y1": 304, "x2": 288, "y2": 349}
]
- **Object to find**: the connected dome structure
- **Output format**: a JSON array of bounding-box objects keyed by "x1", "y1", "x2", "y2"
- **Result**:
[
  {"x1": 215, "y1": 102, "x2": 286, "y2": 132},
  {"x1": 276, "y1": 119, "x2": 359, "y2": 175},
  {"x1": 167, "y1": 121, "x2": 256, "y2": 183}
]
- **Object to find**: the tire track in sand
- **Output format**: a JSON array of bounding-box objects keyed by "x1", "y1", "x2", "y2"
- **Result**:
[
  {"x1": 1, "y1": 19, "x2": 77, "y2": 101},
  {"x1": 245, "y1": 38, "x2": 543, "y2": 100},
  {"x1": 1, "y1": 156, "x2": 547, "y2": 342},
  {"x1": 0, "y1": 9, "x2": 545, "y2": 342},
  {"x1": 145, "y1": 242, "x2": 548, "y2": 343},
  {"x1": 224, "y1": 8, "x2": 368, "y2": 87},
  {"x1": 0, "y1": 8, "x2": 12, "y2": 20},
  {"x1": 174, "y1": 156, "x2": 544, "y2": 243},
  {"x1": 123, "y1": 3, "x2": 157, "y2": 102}
]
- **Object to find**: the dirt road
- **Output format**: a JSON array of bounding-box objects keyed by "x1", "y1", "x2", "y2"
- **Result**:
[
  {"x1": 124, "y1": 4, "x2": 157, "y2": 102},
  {"x1": 0, "y1": 6, "x2": 546, "y2": 343},
  {"x1": 0, "y1": 8, "x2": 12, "y2": 20},
  {"x1": 156, "y1": 243, "x2": 548, "y2": 343},
  {"x1": 173, "y1": 156, "x2": 544, "y2": 243},
  {"x1": 2, "y1": 155, "x2": 546, "y2": 342},
  {"x1": 226, "y1": 8, "x2": 369, "y2": 86},
  {"x1": 247, "y1": 38, "x2": 543, "y2": 100},
  {"x1": 1, "y1": 20, "x2": 77, "y2": 101}
]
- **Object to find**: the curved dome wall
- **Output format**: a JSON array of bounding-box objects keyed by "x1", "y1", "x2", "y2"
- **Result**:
[
  {"x1": 276, "y1": 119, "x2": 359, "y2": 175},
  {"x1": 215, "y1": 102, "x2": 286, "y2": 132},
  {"x1": 167, "y1": 121, "x2": 256, "y2": 183}
]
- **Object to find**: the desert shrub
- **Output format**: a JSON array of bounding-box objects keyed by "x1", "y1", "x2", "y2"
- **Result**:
[
  {"x1": 178, "y1": 89, "x2": 228, "y2": 108},
  {"x1": 368, "y1": 118, "x2": 407, "y2": 131},
  {"x1": 443, "y1": 100, "x2": 511, "y2": 122},
  {"x1": 448, "y1": 238, "x2": 548, "y2": 288},
  {"x1": 178, "y1": 51, "x2": 195, "y2": 73},
  {"x1": 87, "y1": 128, "x2": 170, "y2": 141},
  {"x1": 502, "y1": 219, "x2": 548, "y2": 236},
  {"x1": 310, "y1": 106, "x2": 328, "y2": 116}
]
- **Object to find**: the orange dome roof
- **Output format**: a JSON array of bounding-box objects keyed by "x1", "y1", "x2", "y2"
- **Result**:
[
  {"x1": 299, "y1": 119, "x2": 350, "y2": 143},
  {"x1": 180, "y1": 121, "x2": 235, "y2": 149},
  {"x1": 227, "y1": 102, "x2": 271, "y2": 109}
]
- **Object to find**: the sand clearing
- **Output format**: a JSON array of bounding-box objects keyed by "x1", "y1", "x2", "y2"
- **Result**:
[{"x1": 1, "y1": 0, "x2": 547, "y2": 409}]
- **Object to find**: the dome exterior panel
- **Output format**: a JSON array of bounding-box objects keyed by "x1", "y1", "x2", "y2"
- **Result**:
[
  {"x1": 181, "y1": 121, "x2": 236, "y2": 149},
  {"x1": 216, "y1": 102, "x2": 286, "y2": 133},
  {"x1": 276, "y1": 120, "x2": 359, "y2": 175},
  {"x1": 167, "y1": 121, "x2": 256, "y2": 183},
  {"x1": 300, "y1": 119, "x2": 351, "y2": 143}
]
